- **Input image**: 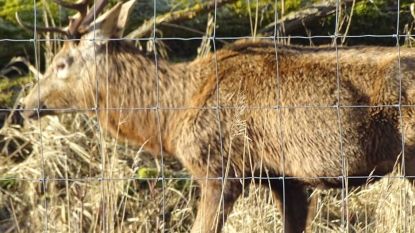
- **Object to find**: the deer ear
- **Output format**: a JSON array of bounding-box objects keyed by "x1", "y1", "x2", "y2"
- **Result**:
[
  {"x1": 87, "y1": 0, "x2": 135, "y2": 39},
  {"x1": 116, "y1": 0, "x2": 136, "y2": 36}
]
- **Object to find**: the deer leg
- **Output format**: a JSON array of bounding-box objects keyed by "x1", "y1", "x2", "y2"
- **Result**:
[
  {"x1": 402, "y1": 116, "x2": 415, "y2": 185},
  {"x1": 270, "y1": 179, "x2": 313, "y2": 233},
  {"x1": 306, "y1": 193, "x2": 318, "y2": 232},
  {"x1": 405, "y1": 152, "x2": 415, "y2": 185},
  {"x1": 191, "y1": 179, "x2": 242, "y2": 233}
]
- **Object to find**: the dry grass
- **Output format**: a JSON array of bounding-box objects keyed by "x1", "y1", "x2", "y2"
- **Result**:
[
  {"x1": 1, "y1": 113, "x2": 415, "y2": 233},
  {"x1": 0, "y1": 114, "x2": 195, "y2": 233}
]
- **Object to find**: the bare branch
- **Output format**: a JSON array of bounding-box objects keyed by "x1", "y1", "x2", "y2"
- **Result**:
[
  {"x1": 11, "y1": 57, "x2": 44, "y2": 80},
  {"x1": 260, "y1": 0, "x2": 364, "y2": 35},
  {"x1": 127, "y1": 0, "x2": 238, "y2": 39}
]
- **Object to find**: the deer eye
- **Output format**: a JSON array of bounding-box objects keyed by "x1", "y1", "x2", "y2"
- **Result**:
[
  {"x1": 56, "y1": 62, "x2": 66, "y2": 71},
  {"x1": 55, "y1": 61, "x2": 70, "y2": 79}
]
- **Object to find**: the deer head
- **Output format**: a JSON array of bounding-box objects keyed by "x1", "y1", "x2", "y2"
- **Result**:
[{"x1": 21, "y1": 0, "x2": 136, "y2": 119}]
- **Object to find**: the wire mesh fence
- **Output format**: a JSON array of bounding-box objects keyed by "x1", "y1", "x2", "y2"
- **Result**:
[{"x1": 1, "y1": 0, "x2": 415, "y2": 232}]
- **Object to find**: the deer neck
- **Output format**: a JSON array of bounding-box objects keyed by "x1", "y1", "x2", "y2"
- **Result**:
[{"x1": 90, "y1": 41, "x2": 193, "y2": 156}]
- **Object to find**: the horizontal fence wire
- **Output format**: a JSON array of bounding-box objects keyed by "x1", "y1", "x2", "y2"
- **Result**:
[
  {"x1": 0, "y1": 175, "x2": 414, "y2": 182},
  {"x1": 2, "y1": 34, "x2": 415, "y2": 42},
  {"x1": 4, "y1": 104, "x2": 415, "y2": 112}
]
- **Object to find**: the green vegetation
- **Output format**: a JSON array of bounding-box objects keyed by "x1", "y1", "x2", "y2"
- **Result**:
[
  {"x1": 136, "y1": 167, "x2": 191, "y2": 190},
  {"x1": 0, "y1": 176, "x2": 17, "y2": 190},
  {"x1": 0, "y1": 75, "x2": 32, "y2": 108},
  {"x1": 0, "y1": 0, "x2": 60, "y2": 39},
  {"x1": 345, "y1": 0, "x2": 413, "y2": 44}
]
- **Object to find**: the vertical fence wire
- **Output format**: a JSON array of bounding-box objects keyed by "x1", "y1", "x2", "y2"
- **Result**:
[
  {"x1": 333, "y1": 0, "x2": 348, "y2": 231},
  {"x1": 32, "y1": 0, "x2": 49, "y2": 232},
  {"x1": 271, "y1": 1, "x2": 288, "y2": 232},
  {"x1": 88, "y1": 0, "x2": 108, "y2": 231},
  {"x1": 151, "y1": 0, "x2": 168, "y2": 230},
  {"x1": 396, "y1": 0, "x2": 406, "y2": 232},
  {"x1": 211, "y1": 0, "x2": 228, "y2": 229}
]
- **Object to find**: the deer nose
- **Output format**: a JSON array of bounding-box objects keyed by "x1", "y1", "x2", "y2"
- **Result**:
[
  {"x1": 21, "y1": 106, "x2": 36, "y2": 119},
  {"x1": 20, "y1": 103, "x2": 48, "y2": 119}
]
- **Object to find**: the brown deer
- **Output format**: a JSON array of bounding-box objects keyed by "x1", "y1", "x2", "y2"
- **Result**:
[{"x1": 20, "y1": 0, "x2": 415, "y2": 232}]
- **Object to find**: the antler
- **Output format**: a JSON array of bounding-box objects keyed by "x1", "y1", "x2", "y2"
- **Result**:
[
  {"x1": 16, "y1": 0, "x2": 109, "y2": 38},
  {"x1": 16, "y1": 12, "x2": 70, "y2": 37},
  {"x1": 82, "y1": 0, "x2": 108, "y2": 28},
  {"x1": 55, "y1": 0, "x2": 90, "y2": 36}
]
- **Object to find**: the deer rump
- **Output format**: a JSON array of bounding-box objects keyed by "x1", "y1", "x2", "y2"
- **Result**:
[{"x1": 19, "y1": 1, "x2": 415, "y2": 233}]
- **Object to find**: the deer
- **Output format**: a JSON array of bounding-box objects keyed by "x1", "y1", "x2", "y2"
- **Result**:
[{"x1": 19, "y1": 0, "x2": 415, "y2": 232}]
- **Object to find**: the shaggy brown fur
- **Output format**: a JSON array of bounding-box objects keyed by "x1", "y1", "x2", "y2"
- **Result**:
[{"x1": 22, "y1": 3, "x2": 415, "y2": 233}]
